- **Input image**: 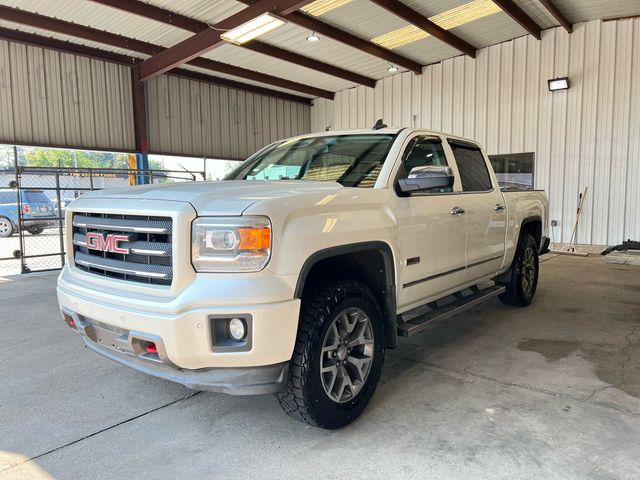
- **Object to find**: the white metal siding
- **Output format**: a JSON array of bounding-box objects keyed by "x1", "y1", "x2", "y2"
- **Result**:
[
  {"x1": 311, "y1": 19, "x2": 640, "y2": 246},
  {"x1": 0, "y1": 39, "x2": 135, "y2": 151},
  {"x1": 146, "y1": 75, "x2": 311, "y2": 160}
]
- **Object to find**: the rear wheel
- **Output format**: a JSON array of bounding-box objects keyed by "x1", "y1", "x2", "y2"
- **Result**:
[
  {"x1": 0, "y1": 217, "x2": 14, "y2": 237},
  {"x1": 27, "y1": 226, "x2": 45, "y2": 235},
  {"x1": 498, "y1": 233, "x2": 539, "y2": 306},
  {"x1": 276, "y1": 280, "x2": 385, "y2": 429}
]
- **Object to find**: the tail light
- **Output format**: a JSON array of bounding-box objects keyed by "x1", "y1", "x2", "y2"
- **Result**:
[{"x1": 22, "y1": 204, "x2": 31, "y2": 215}]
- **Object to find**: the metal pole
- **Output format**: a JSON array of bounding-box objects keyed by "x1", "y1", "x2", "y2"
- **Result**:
[
  {"x1": 12, "y1": 146, "x2": 26, "y2": 273},
  {"x1": 55, "y1": 171, "x2": 65, "y2": 267}
]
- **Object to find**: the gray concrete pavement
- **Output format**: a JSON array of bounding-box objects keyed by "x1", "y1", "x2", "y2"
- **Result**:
[{"x1": 1, "y1": 255, "x2": 639, "y2": 479}]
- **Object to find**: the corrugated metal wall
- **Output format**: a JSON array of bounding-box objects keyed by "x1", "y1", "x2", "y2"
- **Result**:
[
  {"x1": 146, "y1": 75, "x2": 311, "y2": 160},
  {"x1": 0, "y1": 39, "x2": 135, "y2": 151},
  {"x1": 311, "y1": 19, "x2": 640, "y2": 247}
]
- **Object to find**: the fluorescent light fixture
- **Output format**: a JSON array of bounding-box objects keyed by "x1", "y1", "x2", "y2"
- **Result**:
[
  {"x1": 221, "y1": 13, "x2": 285, "y2": 45},
  {"x1": 300, "y1": 0, "x2": 352, "y2": 16},
  {"x1": 372, "y1": 0, "x2": 501, "y2": 49},
  {"x1": 548, "y1": 77, "x2": 570, "y2": 91},
  {"x1": 307, "y1": 31, "x2": 320, "y2": 42},
  {"x1": 387, "y1": 64, "x2": 398, "y2": 72}
]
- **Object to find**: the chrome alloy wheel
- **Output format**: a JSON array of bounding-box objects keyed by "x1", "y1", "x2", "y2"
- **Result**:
[
  {"x1": 0, "y1": 218, "x2": 12, "y2": 236},
  {"x1": 521, "y1": 246, "x2": 536, "y2": 295},
  {"x1": 320, "y1": 307, "x2": 375, "y2": 403}
]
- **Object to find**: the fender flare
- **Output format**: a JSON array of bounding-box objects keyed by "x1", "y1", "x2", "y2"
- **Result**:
[{"x1": 295, "y1": 241, "x2": 398, "y2": 349}]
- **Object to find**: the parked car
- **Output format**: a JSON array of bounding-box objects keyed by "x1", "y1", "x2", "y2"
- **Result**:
[
  {"x1": 0, "y1": 189, "x2": 58, "y2": 237},
  {"x1": 57, "y1": 126, "x2": 549, "y2": 429}
]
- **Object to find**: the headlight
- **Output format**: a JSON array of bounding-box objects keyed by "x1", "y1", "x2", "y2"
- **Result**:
[{"x1": 192, "y1": 217, "x2": 271, "y2": 272}]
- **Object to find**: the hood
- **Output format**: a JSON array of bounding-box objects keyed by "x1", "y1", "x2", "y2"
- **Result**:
[{"x1": 79, "y1": 180, "x2": 344, "y2": 215}]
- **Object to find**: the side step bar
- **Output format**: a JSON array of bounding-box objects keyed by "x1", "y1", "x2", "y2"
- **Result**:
[{"x1": 397, "y1": 285, "x2": 506, "y2": 337}]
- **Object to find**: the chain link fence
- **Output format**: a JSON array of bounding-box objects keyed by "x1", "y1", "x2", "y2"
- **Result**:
[{"x1": 0, "y1": 165, "x2": 205, "y2": 276}]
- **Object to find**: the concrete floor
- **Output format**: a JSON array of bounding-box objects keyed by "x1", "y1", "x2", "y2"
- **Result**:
[{"x1": 1, "y1": 255, "x2": 639, "y2": 479}]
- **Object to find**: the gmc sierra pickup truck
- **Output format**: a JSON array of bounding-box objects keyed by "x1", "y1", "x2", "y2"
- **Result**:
[{"x1": 58, "y1": 126, "x2": 549, "y2": 429}]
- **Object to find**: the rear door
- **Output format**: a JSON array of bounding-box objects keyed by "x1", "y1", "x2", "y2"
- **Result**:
[
  {"x1": 392, "y1": 134, "x2": 468, "y2": 310},
  {"x1": 446, "y1": 139, "x2": 506, "y2": 282}
]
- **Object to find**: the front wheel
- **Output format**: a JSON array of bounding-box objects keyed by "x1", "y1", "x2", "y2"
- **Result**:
[
  {"x1": 276, "y1": 280, "x2": 385, "y2": 429},
  {"x1": 0, "y1": 217, "x2": 14, "y2": 237},
  {"x1": 498, "y1": 233, "x2": 539, "y2": 306}
]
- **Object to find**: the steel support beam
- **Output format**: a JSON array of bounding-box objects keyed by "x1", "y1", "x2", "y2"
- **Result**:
[
  {"x1": 491, "y1": 0, "x2": 542, "y2": 39},
  {"x1": 0, "y1": 6, "x2": 327, "y2": 99},
  {"x1": 131, "y1": 65, "x2": 149, "y2": 155},
  {"x1": 91, "y1": 0, "x2": 376, "y2": 87},
  {"x1": 538, "y1": 0, "x2": 572, "y2": 33},
  {"x1": 368, "y1": 0, "x2": 477, "y2": 58},
  {"x1": 137, "y1": 0, "x2": 316, "y2": 81},
  {"x1": 238, "y1": 0, "x2": 423, "y2": 74},
  {"x1": 0, "y1": 27, "x2": 312, "y2": 104}
]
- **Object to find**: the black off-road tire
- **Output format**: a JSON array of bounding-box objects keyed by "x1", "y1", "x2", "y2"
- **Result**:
[
  {"x1": 276, "y1": 280, "x2": 385, "y2": 429},
  {"x1": 27, "y1": 226, "x2": 45, "y2": 235},
  {"x1": 498, "y1": 233, "x2": 539, "y2": 306}
]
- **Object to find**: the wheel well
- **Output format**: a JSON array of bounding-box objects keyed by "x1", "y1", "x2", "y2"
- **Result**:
[
  {"x1": 521, "y1": 218, "x2": 542, "y2": 248},
  {"x1": 296, "y1": 243, "x2": 397, "y2": 349}
]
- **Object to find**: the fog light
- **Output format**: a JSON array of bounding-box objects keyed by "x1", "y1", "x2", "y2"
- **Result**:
[{"x1": 229, "y1": 318, "x2": 246, "y2": 341}]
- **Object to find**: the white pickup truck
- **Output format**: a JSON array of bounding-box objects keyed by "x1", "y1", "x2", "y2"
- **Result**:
[{"x1": 58, "y1": 126, "x2": 549, "y2": 429}]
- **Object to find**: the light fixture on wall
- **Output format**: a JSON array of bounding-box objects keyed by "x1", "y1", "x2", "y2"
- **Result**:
[
  {"x1": 548, "y1": 77, "x2": 570, "y2": 91},
  {"x1": 387, "y1": 64, "x2": 398, "y2": 73},
  {"x1": 307, "y1": 31, "x2": 320, "y2": 42},
  {"x1": 221, "y1": 13, "x2": 285, "y2": 45}
]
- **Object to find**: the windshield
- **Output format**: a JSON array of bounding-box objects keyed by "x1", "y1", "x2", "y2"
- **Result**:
[{"x1": 228, "y1": 134, "x2": 396, "y2": 187}]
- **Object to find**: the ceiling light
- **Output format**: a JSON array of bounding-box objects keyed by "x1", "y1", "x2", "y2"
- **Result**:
[
  {"x1": 300, "y1": 0, "x2": 352, "y2": 16},
  {"x1": 221, "y1": 13, "x2": 285, "y2": 45},
  {"x1": 372, "y1": 0, "x2": 501, "y2": 49},
  {"x1": 548, "y1": 77, "x2": 570, "y2": 91},
  {"x1": 387, "y1": 64, "x2": 398, "y2": 72},
  {"x1": 307, "y1": 31, "x2": 320, "y2": 42}
]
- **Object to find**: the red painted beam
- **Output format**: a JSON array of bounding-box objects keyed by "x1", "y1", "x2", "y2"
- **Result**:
[
  {"x1": 238, "y1": 0, "x2": 423, "y2": 74},
  {"x1": 0, "y1": 26, "x2": 313, "y2": 104},
  {"x1": 369, "y1": 0, "x2": 477, "y2": 58},
  {"x1": 91, "y1": 0, "x2": 376, "y2": 88},
  {"x1": 538, "y1": 0, "x2": 572, "y2": 33},
  {"x1": 491, "y1": 0, "x2": 542, "y2": 40},
  {"x1": 131, "y1": 66, "x2": 149, "y2": 154},
  {"x1": 0, "y1": 6, "x2": 328, "y2": 99},
  {"x1": 137, "y1": 0, "x2": 316, "y2": 81}
]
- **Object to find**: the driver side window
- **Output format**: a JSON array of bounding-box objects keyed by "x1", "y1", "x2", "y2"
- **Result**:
[{"x1": 399, "y1": 137, "x2": 452, "y2": 193}]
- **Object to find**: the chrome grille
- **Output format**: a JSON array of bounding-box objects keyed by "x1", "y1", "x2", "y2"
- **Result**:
[{"x1": 72, "y1": 212, "x2": 173, "y2": 286}]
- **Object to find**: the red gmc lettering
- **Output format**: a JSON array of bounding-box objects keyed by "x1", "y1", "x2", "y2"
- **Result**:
[{"x1": 85, "y1": 233, "x2": 130, "y2": 254}]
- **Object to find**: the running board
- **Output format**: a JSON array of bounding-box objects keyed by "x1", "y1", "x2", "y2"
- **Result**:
[{"x1": 397, "y1": 285, "x2": 506, "y2": 337}]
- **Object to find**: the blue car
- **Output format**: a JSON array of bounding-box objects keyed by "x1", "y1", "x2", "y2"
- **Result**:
[{"x1": 0, "y1": 190, "x2": 58, "y2": 237}]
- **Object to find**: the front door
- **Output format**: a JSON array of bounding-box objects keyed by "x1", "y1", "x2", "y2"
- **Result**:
[{"x1": 393, "y1": 135, "x2": 468, "y2": 311}]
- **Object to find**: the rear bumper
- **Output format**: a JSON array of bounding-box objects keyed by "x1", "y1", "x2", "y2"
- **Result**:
[
  {"x1": 83, "y1": 338, "x2": 288, "y2": 395},
  {"x1": 20, "y1": 219, "x2": 56, "y2": 229}
]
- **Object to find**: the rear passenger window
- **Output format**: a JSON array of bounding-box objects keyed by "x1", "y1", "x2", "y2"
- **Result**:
[
  {"x1": 450, "y1": 143, "x2": 493, "y2": 192},
  {"x1": 0, "y1": 192, "x2": 14, "y2": 204}
]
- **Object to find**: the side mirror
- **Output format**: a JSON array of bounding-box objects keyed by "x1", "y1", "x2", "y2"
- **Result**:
[{"x1": 397, "y1": 165, "x2": 454, "y2": 194}]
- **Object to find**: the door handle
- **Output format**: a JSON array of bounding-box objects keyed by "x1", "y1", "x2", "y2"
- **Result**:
[
  {"x1": 450, "y1": 207, "x2": 465, "y2": 216},
  {"x1": 494, "y1": 204, "x2": 505, "y2": 211}
]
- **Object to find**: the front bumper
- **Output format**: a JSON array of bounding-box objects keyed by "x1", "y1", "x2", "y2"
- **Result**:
[
  {"x1": 84, "y1": 337, "x2": 288, "y2": 395},
  {"x1": 57, "y1": 264, "x2": 301, "y2": 393}
]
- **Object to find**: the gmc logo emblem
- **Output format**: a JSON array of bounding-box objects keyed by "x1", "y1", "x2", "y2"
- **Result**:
[{"x1": 86, "y1": 232, "x2": 130, "y2": 254}]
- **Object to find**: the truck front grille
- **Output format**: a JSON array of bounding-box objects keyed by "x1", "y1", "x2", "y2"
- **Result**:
[{"x1": 72, "y1": 212, "x2": 173, "y2": 286}]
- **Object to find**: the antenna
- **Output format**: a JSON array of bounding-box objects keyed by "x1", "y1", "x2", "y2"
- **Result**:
[{"x1": 372, "y1": 119, "x2": 387, "y2": 130}]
